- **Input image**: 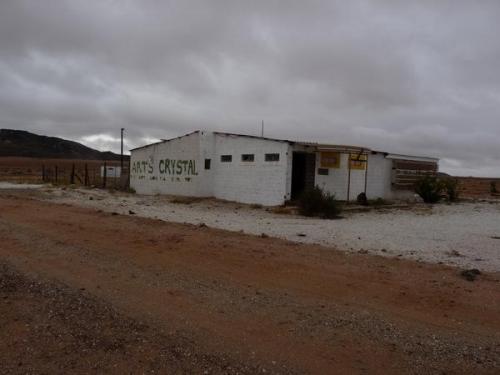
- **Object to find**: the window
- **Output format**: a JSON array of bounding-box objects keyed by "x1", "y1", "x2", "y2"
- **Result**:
[
  {"x1": 241, "y1": 154, "x2": 255, "y2": 162},
  {"x1": 221, "y1": 155, "x2": 232, "y2": 162},
  {"x1": 317, "y1": 168, "x2": 329, "y2": 175},
  {"x1": 265, "y1": 153, "x2": 280, "y2": 162},
  {"x1": 204, "y1": 159, "x2": 211, "y2": 170}
]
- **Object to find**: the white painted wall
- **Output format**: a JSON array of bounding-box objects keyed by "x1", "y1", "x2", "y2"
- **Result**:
[
  {"x1": 211, "y1": 134, "x2": 291, "y2": 206},
  {"x1": 130, "y1": 131, "x2": 292, "y2": 205},
  {"x1": 366, "y1": 152, "x2": 423, "y2": 201},
  {"x1": 197, "y1": 131, "x2": 216, "y2": 197},
  {"x1": 130, "y1": 131, "x2": 428, "y2": 204},
  {"x1": 130, "y1": 132, "x2": 202, "y2": 196},
  {"x1": 366, "y1": 152, "x2": 392, "y2": 199},
  {"x1": 315, "y1": 153, "x2": 367, "y2": 201}
]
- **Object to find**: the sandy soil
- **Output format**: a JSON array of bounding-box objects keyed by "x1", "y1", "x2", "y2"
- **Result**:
[
  {"x1": 1, "y1": 190, "x2": 500, "y2": 374},
  {"x1": 37, "y1": 186, "x2": 500, "y2": 272}
]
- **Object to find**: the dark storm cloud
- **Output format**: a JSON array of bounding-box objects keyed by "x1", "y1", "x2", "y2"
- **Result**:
[{"x1": 0, "y1": 0, "x2": 499, "y2": 176}]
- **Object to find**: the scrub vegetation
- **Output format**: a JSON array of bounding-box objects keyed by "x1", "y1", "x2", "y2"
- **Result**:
[
  {"x1": 298, "y1": 186, "x2": 342, "y2": 219},
  {"x1": 415, "y1": 176, "x2": 459, "y2": 203}
]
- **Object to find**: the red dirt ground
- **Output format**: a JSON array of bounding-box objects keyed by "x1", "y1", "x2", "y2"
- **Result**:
[{"x1": 0, "y1": 190, "x2": 499, "y2": 374}]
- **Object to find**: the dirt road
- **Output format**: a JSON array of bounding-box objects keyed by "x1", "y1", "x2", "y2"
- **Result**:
[{"x1": 1, "y1": 191, "x2": 499, "y2": 374}]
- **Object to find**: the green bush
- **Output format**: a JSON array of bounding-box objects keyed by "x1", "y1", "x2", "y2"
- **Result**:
[
  {"x1": 356, "y1": 192, "x2": 368, "y2": 206},
  {"x1": 415, "y1": 176, "x2": 460, "y2": 203},
  {"x1": 491, "y1": 181, "x2": 498, "y2": 194},
  {"x1": 298, "y1": 186, "x2": 342, "y2": 219},
  {"x1": 415, "y1": 176, "x2": 443, "y2": 203},
  {"x1": 442, "y1": 178, "x2": 459, "y2": 202}
]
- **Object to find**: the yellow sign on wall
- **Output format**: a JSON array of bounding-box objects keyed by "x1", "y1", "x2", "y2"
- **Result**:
[
  {"x1": 320, "y1": 152, "x2": 341, "y2": 168},
  {"x1": 349, "y1": 153, "x2": 367, "y2": 170}
]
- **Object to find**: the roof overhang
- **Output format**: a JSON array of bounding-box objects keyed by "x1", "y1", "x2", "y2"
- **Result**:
[
  {"x1": 385, "y1": 153, "x2": 439, "y2": 163},
  {"x1": 297, "y1": 143, "x2": 370, "y2": 154}
]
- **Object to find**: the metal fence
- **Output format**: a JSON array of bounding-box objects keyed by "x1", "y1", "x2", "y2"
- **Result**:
[
  {"x1": 41, "y1": 162, "x2": 130, "y2": 189},
  {"x1": 0, "y1": 159, "x2": 128, "y2": 190}
]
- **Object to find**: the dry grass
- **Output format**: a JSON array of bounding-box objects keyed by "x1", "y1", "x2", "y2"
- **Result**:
[
  {"x1": 170, "y1": 196, "x2": 206, "y2": 205},
  {"x1": 271, "y1": 206, "x2": 295, "y2": 215}
]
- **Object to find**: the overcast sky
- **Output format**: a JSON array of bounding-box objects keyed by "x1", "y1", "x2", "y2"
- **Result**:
[{"x1": 1, "y1": 1, "x2": 499, "y2": 176}]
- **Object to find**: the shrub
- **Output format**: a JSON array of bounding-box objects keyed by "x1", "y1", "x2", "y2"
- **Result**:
[
  {"x1": 491, "y1": 181, "x2": 498, "y2": 194},
  {"x1": 442, "y1": 178, "x2": 459, "y2": 202},
  {"x1": 415, "y1": 176, "x2": 461, "y2": 203},
  {"x1": 415, "y1": 176, "x2": 443, "y2": 203},
  {"x1": 170, "y1": 196, "x2": 204, "y2": 204},
  {"x1": 356, "y1": 192, "x2": 368, "y2": 206},
  {"x1": 298, "y1": 186, "x2": 342, "y2": 219}
]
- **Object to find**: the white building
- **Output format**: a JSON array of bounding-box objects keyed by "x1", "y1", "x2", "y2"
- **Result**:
[{"x1": 130, "y1": 131, "x2": 438, "y2": 206}]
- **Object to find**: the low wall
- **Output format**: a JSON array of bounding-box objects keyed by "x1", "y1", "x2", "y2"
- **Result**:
[{"x1": 455, "y1": 176, "x2": 500, "y2": 199}]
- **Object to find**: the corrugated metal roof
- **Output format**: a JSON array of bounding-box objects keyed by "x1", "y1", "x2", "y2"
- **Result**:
[
  {"x1": 130, "y1": 130, "x2": 438, "y2": 161},
  {"x1": 213, "y1": 132, "x2": 370, "y2": 152},
  {"x1": 385, "y1": 153, "x2": 439, "y2": 163}
]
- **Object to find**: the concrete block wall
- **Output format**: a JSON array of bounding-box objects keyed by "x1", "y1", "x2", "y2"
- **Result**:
[
  {"x1": 366, "y1": 153, "x2": 392, "y2": 199},
  {"x1": 130, "y1": 131, "x2": 434, "y2": 204},
  {"x1": 315, "y1": 153, "x2": 367, "y2": 201},
  {"x1": 130, "y1": 132, "x2": 202, "y2": 196},
  {"x1": 198, "y1": 131, "x2": 216, "y2": 197},
  {"x1": 211, "y1": 134, "x2": 291, "y2": 206}
]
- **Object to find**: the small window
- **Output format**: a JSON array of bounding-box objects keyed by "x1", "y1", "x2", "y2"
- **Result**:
[
  {"x1": 241, "y1": 154, "x2": 255, "y2": 162},
  {"x1": 318, "y1": 168, "x2": 329, "y2": 175},
  {"x1": 265, "y1": 153, "x2": 280, "y2": 162},
  {"x1": 221, "y1": 155, "x2": 232, "y2": 162},
  {"x1": 204, "y1": 159, "x2": 211, "y2": 170}
]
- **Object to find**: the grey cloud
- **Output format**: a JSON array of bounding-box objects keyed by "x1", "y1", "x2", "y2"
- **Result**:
[{"x1": 0, "y1": 0, "x2": 499, "y2": 176}]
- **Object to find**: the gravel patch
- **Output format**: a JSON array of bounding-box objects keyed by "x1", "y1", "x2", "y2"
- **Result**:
[
  {"x1": 0, "y1": 262, "x2": 270, "y2": 374},
  {"x1": 0, "y1": 182, "x2": 44, "y2": 189},
  {"x1": 42, "y1": 188, "x2": 500, "y2": 272}
]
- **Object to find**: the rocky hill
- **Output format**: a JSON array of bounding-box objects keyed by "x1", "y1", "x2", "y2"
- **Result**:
[{"x1": 0, "y1": 129, "x2": 126, "y2": 160}]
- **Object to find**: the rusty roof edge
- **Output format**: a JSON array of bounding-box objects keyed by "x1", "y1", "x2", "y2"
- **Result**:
[
  {"x1": 298, "y1": 143, "x2": 371, "y2": 153},
  {"x1": 384, "y1": 153, "x2": 439, "y2": 163}
]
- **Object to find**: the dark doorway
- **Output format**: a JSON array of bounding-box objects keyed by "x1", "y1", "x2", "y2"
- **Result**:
[{"x1": 291, "y1": 152, "x2": 315, "y2": 200}]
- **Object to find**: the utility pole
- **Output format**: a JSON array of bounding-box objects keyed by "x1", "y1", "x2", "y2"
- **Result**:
[
  {"x1": 120, "y1": 128, "x2": 124, "y2": 171},
  {"x1": 261, "y1": 120, "x2": 264, "y2": 137}
]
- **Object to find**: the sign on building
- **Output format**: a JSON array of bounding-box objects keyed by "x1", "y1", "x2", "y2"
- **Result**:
[
  {"x1": 101, "y1": 166, "x2": 121, "y2": 178},
  {"x1": 349, "y1": 153, "x2": 367, "y2": 170},
  {"x1": 320, "y1": 152, "x2": 341, "y2": 168}
]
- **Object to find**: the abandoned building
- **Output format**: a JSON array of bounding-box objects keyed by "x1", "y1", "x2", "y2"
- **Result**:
[{"x1": 129, "y1": 131, "x2": 439, "y2": 206}]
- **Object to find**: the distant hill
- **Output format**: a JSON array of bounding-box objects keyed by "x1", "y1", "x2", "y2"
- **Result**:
[{"x1": 0, "y1": 129, "x2": 127, "y2": 160}]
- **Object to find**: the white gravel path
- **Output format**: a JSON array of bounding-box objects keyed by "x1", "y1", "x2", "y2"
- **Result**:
[{"x1": 41, "y1": 187, "x2": 500, "y2": 273}]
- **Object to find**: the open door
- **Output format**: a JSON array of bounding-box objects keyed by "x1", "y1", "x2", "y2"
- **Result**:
[{"x1": 291, "y1": 152, "x2": 316, "y2": 200}]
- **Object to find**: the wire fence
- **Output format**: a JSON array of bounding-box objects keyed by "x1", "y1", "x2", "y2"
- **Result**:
[{"x1": 0, "y1": 158, "x2": 130, "y2": 190}]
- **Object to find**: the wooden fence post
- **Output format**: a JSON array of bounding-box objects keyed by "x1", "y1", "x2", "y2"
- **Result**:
[
  {"x1": 70, "y1": 163, "x2": 75, "y2": 185},
  {"x1": 55, "y1": 166, "x2": 58, "y2": 184},
  {"x1": 42, "y1": 164, "x2": 45, "y2": 182},
  {"x1": 84, "y1": 164, "x2": 89, "y2": 186},
  {"x1": 102, "y1": 162, "x2": 107, "y2": 188}
]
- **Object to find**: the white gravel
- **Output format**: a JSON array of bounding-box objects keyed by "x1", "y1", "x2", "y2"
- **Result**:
[
  {"x1": 41, "y1": 187, "x2": 500, "y2": 273},
  {"x1": 0, "y1": 182, "x2": 44, "y2": 189}
]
